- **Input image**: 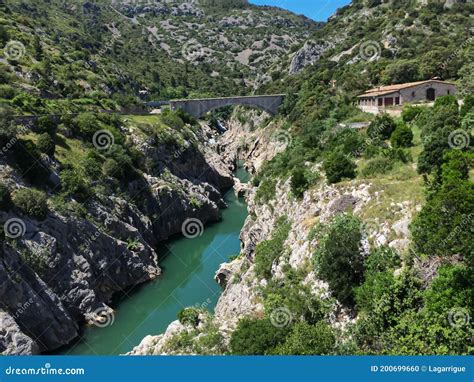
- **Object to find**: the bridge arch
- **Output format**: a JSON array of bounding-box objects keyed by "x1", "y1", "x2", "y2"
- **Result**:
[{"x1": 169, "y1": 94, "x2": 285, "y2": 119}]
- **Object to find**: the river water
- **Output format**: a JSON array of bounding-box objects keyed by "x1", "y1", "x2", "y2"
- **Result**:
[{"x1": 59, "y1": 165, "x2": 250, "y2": 355}]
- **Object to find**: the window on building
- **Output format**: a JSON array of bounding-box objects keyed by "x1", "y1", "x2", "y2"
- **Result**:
[
  {"x1": 447, "y1": 90, "x2": 450, "y2": 95},
  {"x1": 412, "y1": 91, "x2": 416, "y2": 98},
  {"x1": 395, "y1": 97, "x2": 400, "y2": 105},
  {"x1": 378, "y1": 98, "x2": 383, "y2": 107}
]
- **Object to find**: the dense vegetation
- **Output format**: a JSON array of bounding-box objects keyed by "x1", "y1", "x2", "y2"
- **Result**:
[
  {"x1": 228, "y1": 0, "x2": 473, "y2": 356},
  {"x1": 0, "y1": 0, "x2": 316, "y2": 114}
]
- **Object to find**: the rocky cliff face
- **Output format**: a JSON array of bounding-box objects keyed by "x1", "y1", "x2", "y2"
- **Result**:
[
  {"x1": 289, "y1": 41, "x2": 333, "y2": 75},
  {"x1": 0, "y1": 120, "x2": 234, "y2": 355}
]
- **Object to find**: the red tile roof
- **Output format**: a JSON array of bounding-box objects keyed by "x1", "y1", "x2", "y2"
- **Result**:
[{"x1": 358, "y1": 80, "x2": 454, "y2": 98}]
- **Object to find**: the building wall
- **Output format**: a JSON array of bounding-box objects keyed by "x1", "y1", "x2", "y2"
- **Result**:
[
  {"x1": 358, "y1": 82, "x2": 457, "y2": 115},
  {"x1": 359, "y1": 104, "x2": 380, "y2": 114},
  {"x1": 399, "y1": 82, "x2": 457, "y2": 104}
]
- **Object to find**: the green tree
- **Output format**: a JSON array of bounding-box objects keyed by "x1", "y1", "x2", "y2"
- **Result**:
[
  {"x1": 367, "y1": 114, "x2": 397, "y2": 140},
  {"x1": 37, "y1": 116, "x2": 57, "y2": 135},
  {"x1": 230, "y1": 318, "x2": 288, "y2": 355},
  {"x1": 60, "y1": 168, "x2": 91, "y2": 201},
  {"x1": 36, "y1": 133, "x2": 55, "y2": 156},
  {"x1": 314, "y1": 214, "x2": 364, "y2": 305},
  {"x1": 390, "y1": 124, "x2": 413, "y2": 148},
  {"x1": 272, "y1": 321, "x2": 335, "y2": 355},
  {"x1": 290, "y1": 168, "x2": 309, "y2": 198},
  {"x1": 323, "y1": 150, "x2": 356, "y2": 184}
]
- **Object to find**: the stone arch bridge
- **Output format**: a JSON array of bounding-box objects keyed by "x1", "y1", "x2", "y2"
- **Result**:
[{"x1": 169, "y1": 94, "x2": 285, "y2": 119}]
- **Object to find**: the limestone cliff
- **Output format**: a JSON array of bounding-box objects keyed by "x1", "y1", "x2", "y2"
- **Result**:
[{"x1": 0, "y1": 119, "x2": 233, "y2": 355}]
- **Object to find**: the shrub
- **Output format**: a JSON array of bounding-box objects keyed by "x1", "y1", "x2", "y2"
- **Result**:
[
  {"x1": 290, "y1": 168, "x2": 308, "y2": 198},
  {"x1": 328, "y1": 128, "x2": 366, "y2": 156},
  {"x1": 37, "y1": 116, "x2": 58, "y2": 135},
  {"x1": 0, "y1": 106, "x2": 19, "y2": 145},
  {"x1": 314, "y1": 214, "x2": 364, "y2": 306},
  {"x1": 367, "y1": 114, "x2": 397, "y2": 140},
  {"x1": 354, "y1": 270, "x2": 424, "y2": 352},
  {"x1": 12, "y1": 188, "x2": 48, "y2": 219},
  {"x1": 0, "y1": 84, "x2": 15, "y2": 99},
  {"x1": 401, "y1": 105, "x2": 425, "y2": 123},
  {"x1": 161, "y1": 110, "x2": 185, "y2": 130},
  {"x1": 73, "y1": 113, "x2": 98, "y2": 138},
  {"x1": 254, "y1": 216, "x2": 291, "y2": 279},
  {"x1": 36, "y1": 133, "x2": 55, "y2": 156},
  {"x1": 386, "y1": 147, "x2": 412, "y2": 163},
  {"x1": 102, "y1": 158, "x2": 122, "y2": 179},
  {"x1": 177, "y1": 307, "x2": 201, "y2": 327},
  {"x1": 60, "y1": 168, "x2": 91, "y2": 201},
  {"x1": 81, "y1": 150, "x2": 103, "y2": 180},
  {"x1": 460, "y1": 94, "x2": 474, "y2": 117},
  {"x1": 364, "y1": 246, "x2": 401, "y2": 275},
  {"x1": 230, "y1": 318, "x2": 288, "y2": 355},
  {"x1": 390, "y1": 124, "x2": 413, "y2": 148},
  {"x1": 255, "y1": 177, "x2": 277, "y2": 204},
  {"x1": 323, "y1": 150, "x2": 356, "y2": 184},
  {"x1": 420, "y1": 103, "x2": 460, "y2": 138},
  {"x1": 360, "y1": 156, "x2": 394, "y2": 177},
  {"x1": 272, "y1": 321, "x2": 335, "y2": 355},
  {"x1": 410, "y1": 172, "x2": 474, "y2": 261},
  {"x1": 12, "y1": 140, "x2": 50, "y2": 186},
  {"x1": 0, "y1": 183, "x2": 12, "y2": 210},
  {"x1": 434, "y1": 95, "x2": 458, "y2": 109}
]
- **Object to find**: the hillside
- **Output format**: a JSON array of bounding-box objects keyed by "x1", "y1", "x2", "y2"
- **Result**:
[{"x1": 0, "y1": 0, "x2": 319, "y2": 114}]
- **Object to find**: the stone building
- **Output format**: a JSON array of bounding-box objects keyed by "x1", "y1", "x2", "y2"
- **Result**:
[{"x1": 357, "y1": 79, "x2": 457, "y2": 114}]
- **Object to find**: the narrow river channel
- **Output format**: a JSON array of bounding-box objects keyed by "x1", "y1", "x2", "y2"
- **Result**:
[{"x1": 58, "y1": 165, "x2": 250, "y2": 355}]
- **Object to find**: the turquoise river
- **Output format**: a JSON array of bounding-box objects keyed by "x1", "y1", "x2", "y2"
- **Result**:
[{"x1": 59, "y1": 166, "x2": 250, "y2": 355}]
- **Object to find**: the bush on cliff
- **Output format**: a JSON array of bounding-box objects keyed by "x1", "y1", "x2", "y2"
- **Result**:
[
  {"x1": 272, "y1": 321, "x2": 335, "y2": 355},
  {"x1": 12, "y1": 188, "x2": 48, "y2": 219},
  {"x1": 314, "y1": 214, "x2": 364, "y2": 306},
  {"x1": 230, "y1": 318, "x2": 288, "y2": 355},
  {"x1": 37, "y1": 133, "x2": 56, "y2": 156},
  {"x1": 60, "y1": 168, "x2": 91, "y2": 202},
  {"x1": 178, "y1": 307, "x2": 201, "y2": 327},
  {"x1": 254, "y1": 216, "x2": 291, "y2": 279},
  {"x1": 323, "y1": 150, "x2": 356, "y2": 184}
]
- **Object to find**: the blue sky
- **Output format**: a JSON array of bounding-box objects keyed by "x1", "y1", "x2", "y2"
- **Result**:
[{"x1": 249, "y1": 0, "x2": 351, "y2": 21}]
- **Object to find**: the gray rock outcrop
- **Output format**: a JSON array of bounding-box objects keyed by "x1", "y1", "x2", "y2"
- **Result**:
[{"x1": 289, "y1": 41, "x2": 332, "y2": 75}]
